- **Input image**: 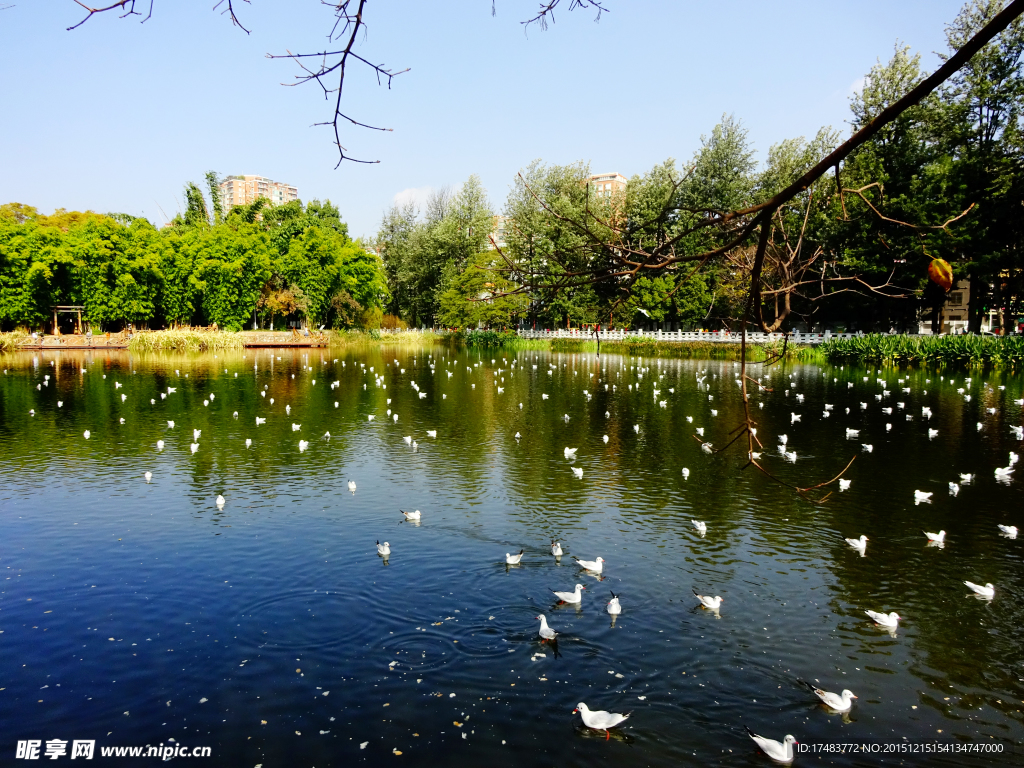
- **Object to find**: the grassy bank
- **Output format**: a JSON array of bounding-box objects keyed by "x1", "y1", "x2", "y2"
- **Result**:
[
  {"x1": 0, "y1": 331, "x2": 29, "y2": 353},
  {"x1": 329, "y1": 329, "x2": 443, "y2": 346},
  {"x1": 820, "y1": 333, "x2": 1024, "y2": 367},
  {"x1": 129, "y1": 330, "x2": 245, "y2": 352}
]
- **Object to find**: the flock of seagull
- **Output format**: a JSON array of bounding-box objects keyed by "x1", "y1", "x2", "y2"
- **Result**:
[{"x1": 11, "y1": 350, "x2": 1023, "y2": 762}]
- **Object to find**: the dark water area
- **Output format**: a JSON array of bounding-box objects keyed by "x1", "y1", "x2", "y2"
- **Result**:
[{"x1": 1, "y1": 347, "x2": 1023, "y2": 766}]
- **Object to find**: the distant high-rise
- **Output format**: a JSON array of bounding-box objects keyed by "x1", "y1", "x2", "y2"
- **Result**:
[
  {"x1": 587, "y1": 172, "x2": 627, "y2": 198},
  {"x1": 218, "y1": 175, "x2": 298, "y2": 209}
]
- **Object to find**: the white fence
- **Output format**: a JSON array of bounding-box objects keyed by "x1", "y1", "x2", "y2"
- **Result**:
[{"x1": 515, "y1": 328, "x2": 859, "y2": 346}]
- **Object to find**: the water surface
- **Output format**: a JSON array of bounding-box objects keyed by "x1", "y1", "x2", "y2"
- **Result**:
[{"x1": 1, "y1": 348, "x2": 1023, "y2": 766}]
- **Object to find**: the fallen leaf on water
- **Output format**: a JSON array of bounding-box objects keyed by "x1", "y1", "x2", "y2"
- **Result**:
[
  {"x1": 322, "y1": 691, "x2": 329, "y2": 696},
  {"x1": 320, "y1": 730, "x2": 330, "y2": 734},
  {"x1": 384, "y1": 703, "x2": 390, "y2": 707},
  {"x1": 199, "y1": 698, "x2": 208, "y2": 703},
  {"x1": 393, "y1": 748, "x2": 403, "y2": 755},
  {"x1": 261, "y1": 720, "x2": 267, "y2": 725},
  {"x1": 638, "y1": 695, "x2": 647, "y2": 700},
  {"x1": 360, "y1": 742, "x2": 368, "y2": 750},
  {"x1": 453, "y1": 722, "x2": 463, "y2": 727},
  {"x1": 295, "y1": 731, "x2": 301, "y2": 735}
]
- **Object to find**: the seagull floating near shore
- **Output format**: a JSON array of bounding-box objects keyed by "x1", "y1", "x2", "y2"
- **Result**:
[
  {"x1": 348, "y1": 480, "x2": 356, "y2": 492},
  {"x1": 845, "y1": 535, "x2": 867, "y2": 554},
  {"x1": 144, "y1": 471, "x2": 152, "y2": 483},
  {"x1": 681, "y1": 467, "x2": 690, "y2": 479},
  {"x1": 551, "y1": 541, "x2": 563, "y2": 557},
  {"x1": 564, "y1": 447, "x2": 578, "y2": 458},
  {"x1": 505, "y1": 549, "x2": 524, "y2": 565},
  {"x1": 216, "y1": 495, "x2": 225, "y2": 508},
  {"x1": 692, "y1": 588, "x2": 723, "y2": 610},
  {"x1": 573, "y1": 556, "x2": 604, "y2": 572},
  {"x1": 571, "y1": 466, "x2": 583, "y2": 479},
  {"x1": 692, "y1": 520, "x2": 707, "y2": 536},
  {"x1": 536, "y1": 614, "x2": 558, "y2": 641},
  {"x1": 156, "y1": 440, "x2": 164, "y2": 451},
  {"x1": 245, "y1": 438, "x2": 252, "y2": 449},
  {"x1": 799, "y1": 681, "x2": 858, "y2": 712},
  {"x1": 914, "y1": 490, "x2": 933, "y2": 504},
  {"x1": 746, "y1": 728, "x2": 797, "y2": 763},
  {"x1": 964, "y1": 581, "x2": 994, "y2": 599},
  {"x1": 575, "y1": 703, "x2": 629, "y2": 738},
  {"x1": 997, "y1": 524, "x2": 1017, "y2": 538},
  {"x1": 607, "y1": 592, "x2": 621, "y2": 615},
  {"x1": 426, "y1": 430, "x2": 437, "y2": 438},
  {"x1": 839, "y1": 479, "x2": 851, "y2": 491},
  {"x1": 190, "y1": 443, "x2": 199, "y2": 454},
  {"x1": 401, "y1": 510, "x2": 421, "y2": 521},
  {"x1": 377, "y1": 540, "x2": 390, "y2": 556},
  {"x1": 552, "y1": 584, "x2": 585, "y2": 603},
  {"x1": 865, "y1": 609, "x2": 901, "y2": 628}
]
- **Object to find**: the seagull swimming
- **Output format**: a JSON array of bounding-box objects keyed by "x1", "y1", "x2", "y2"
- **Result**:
[
  {"x1": 144, "y1": 471, "x2": 152, "y2": 483},
  {"x1": 401, "y1": 510, "x2": 421, "y2": 520},
  {"x1": 156, "y1": 440, "x2": 164, "y2": 451},
  {"x1": 550, "y1": 540, "x2": 563, "y2": 557},
  {"x1": 564, "y1": 447, "x2": 578, "y2": 458},
  {"x1": 552, "y1": 584, "x2": 586, "y2": 603},
  {"x1": 505, "y1": 549, "x2": 524, "y2": 565},
  {"x1": 571, "y1": 467, "x2": 583, "y2": 479},
  {"x1": 839, "y1": 479, "x2": 851, "y2": 491},
  {"x1": 692, "y1": 588, "x2": 723, "y2": 610},
  {"x1": 997, "y1": 524, "x2": 1017, "y2": 538},
  {"x1": 914, "y1": 490, "x2": 933, "y2": 503},
  {"x1": 348, "y1": 480, "x2": 356, "y2": 492},
  {"x1": 607, "y1": 592, "x2": 621, "y2": 615},
  {"x1": 572, "y1": 556, "x2": 604, "y2": 572},
  {"x1": 681, "y1": 467, "x2": 690, "y2": 479},
  {"x1": 964, "y1": 581, "x2": 994, "y2": 599},
  {"x1": 692, "y1": 520, "x2": 707, "y2": 536},
  {"x1": 216, "y1": 495, "x2": 225, "y2": 508},
  {"x1": 574, "y1": 703, "x2": 629, "y2": 738},
  {"x1": 377, "y1": 540, "x2": 390, "y2": 556},
  {"x1": 536, "y1": 614, "x2": 558, "y2": 641},
  {"x1": 190, "y1": 443, "x2": 199, "y2": 454},
  {"x1": 799, "y1": 681, "x2": 858, "y2": 712},
  {"x1": 746, "y1": 728, "x2": 797, "y2": 763},
  {"x1": 865, "y1": 610, "x2": 901, "y2": 628},
  {"x1": 923, "y1": 529, "x2": 946, "y2": 544},
  {"x1": 845, "y1": 535, "x2": 868, "y2": 554}
]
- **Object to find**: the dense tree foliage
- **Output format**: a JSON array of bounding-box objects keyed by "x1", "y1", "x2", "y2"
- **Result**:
[
  {"x1": 0, "y1": 187, "x2": 386, "y2": 332},
  {"x1": 375, "y1": 0, "x2": 1023, "y2": 334}
]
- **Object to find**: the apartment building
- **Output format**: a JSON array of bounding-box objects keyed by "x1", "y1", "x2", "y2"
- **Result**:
[
  {"x1": 218, "y1": 175, "x2": 299, "y2": 209},
  {"x1": 588, "y1": 172, "x2": 627, "y2": 198},
  {"x1": 486, "y1": 215, "x2": 509, "y2": 250}
]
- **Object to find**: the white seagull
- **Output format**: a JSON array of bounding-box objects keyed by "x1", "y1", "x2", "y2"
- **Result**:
[
  {"x1": 505, "y1": 549, "x2": 524, "y2": 565},
  {"x1": 964, "y1": 581, "x2": 994, "y2": 599},
  {"x1": 799, "y1": 681, "x2": 858, "y2": 712},
  {"x1": 536, "y1": 614, "x2": 558, "y2": 641},
  {"x1": 572, "y1": 556, "x2": 604, "y2": 573},
  {"x1": 682, "y1": 467, "x2": 690, "y2": 479},
  {"x1": 551, "y1": 541, "x2": 563, "y2": 557},
  {"x1": 144, "y1": 471, "x2": 152, "y2": 483},
  {"x1": 746, "y1": 728, "x2": 797, "y2": 763},
  {"x1": 156, "y1": 440, "x2": 164, "y2": 451},
  {"x1": 997, "y1": 524, "x2": 1017, "y2": 538},
  {"x1": 377, "y1": 540, "x2": 390, "y2": 556},
  {"x1": 914, "y1": 490, "x2": 933, "y2": 503},
  {"x1": 845, "y1": 535, "x2": 868, "y2": 554},
  {"x1": 865, "y1": 609, "x2": 901, "y2": 628},
  {"x1": 401, "y1": 510, "x2": 421, "y2": 521},
  {"x1": 574, "y1": 703, "x2": 629, "y2": 738},
  {"x1": 839, "y1": 479, "x2": 851, "y2": 491},
  {"x1": 216, "y1": 495, "x2": 225, "y2": 508},
  {"x1": 692, "y1": 588, "x2": 723, "y2": 610},
  {"x1": 607, "y1": 592, "x2": 621, "y2": 615},
  {"x1": 245, "y1": 438, "x2": 252, "y2": 449},
  {"x1": 571, "y1": 467, "x2": 583, "y2": 479},
  {"x1": 923, "y1": 529, "x2": 946, "y2": 544},
  {"x1": 692, "y1": 520, "x2": 707, "y2": 536},
  {"x1": 564, "y1": 447, "x2": 578, "y2": 458},
  {"x1": 348, "y1": 480, "x2": 357, "y2": 492},
  {"x1": 552, "y1": 584, "x2": 586, "y2": 603}
]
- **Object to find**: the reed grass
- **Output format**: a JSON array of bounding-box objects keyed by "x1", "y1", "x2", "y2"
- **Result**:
[
  {"x1": 550, "y1": 336, "x2": 816, "y2": 361},
  {"x1": 819, "y1": 333, "x2": 1024, "y2": 367},
  {"x1": 328, "y1": 329, "x2": 444, "y2": 346},
  {"x1": 0, "y1": 331, "x2": 30, "y2": 353},
  {"x1": 128, "y1": 330, "x2": 245, "y2": 352}
]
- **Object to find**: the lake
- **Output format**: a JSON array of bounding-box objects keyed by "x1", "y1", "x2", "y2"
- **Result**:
[{"x1": 1, "y1": 346, "x2": 1022, "y2": 766}]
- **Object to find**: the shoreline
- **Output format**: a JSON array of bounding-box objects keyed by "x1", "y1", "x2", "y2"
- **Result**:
[{"x1": 2, "y1": 329, "x2": 1022, "y2": 368}]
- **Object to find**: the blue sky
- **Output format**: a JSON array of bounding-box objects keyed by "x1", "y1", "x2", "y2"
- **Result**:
[{"x1": 1, "y1": 1, "x2": 968, "y2": 239}]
